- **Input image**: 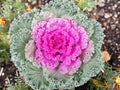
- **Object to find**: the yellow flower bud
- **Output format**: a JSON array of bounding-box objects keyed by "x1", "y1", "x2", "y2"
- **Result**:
[
  {"x1": 116, "y1": 76, "x2": 120, "y2": 85},
  {"x1": 26, "y1": 5, "x2": 32, "y2": 12}
]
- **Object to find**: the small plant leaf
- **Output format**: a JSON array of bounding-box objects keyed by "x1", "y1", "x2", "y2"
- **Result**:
[{"x1": 91, "y1": 78, "x2": 107, "y2": 88}]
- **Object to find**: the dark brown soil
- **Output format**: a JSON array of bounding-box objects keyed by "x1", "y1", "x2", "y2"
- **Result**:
[
  {"x1": 90, "y1": 0, "x2": 120, "y2": 68},
  {"x1": 0, "y1": 61, "x2": 17, "y2": 89}
]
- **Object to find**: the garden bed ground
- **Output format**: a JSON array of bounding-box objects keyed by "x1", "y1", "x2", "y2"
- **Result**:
[{"x1": 0, "y1": 0, "x2": 119, "y2": 90}]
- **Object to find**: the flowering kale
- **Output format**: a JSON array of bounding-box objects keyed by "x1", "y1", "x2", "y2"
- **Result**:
[{"x1": 9, "y1": 0, "x2": 104, "y2": 90}]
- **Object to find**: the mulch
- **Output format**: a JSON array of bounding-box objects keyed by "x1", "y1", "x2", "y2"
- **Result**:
[
  {"x1": 0, "y1": 0, "x2": 119, "y2": 90},
  {"x1": 0, "y1": 61, "x2": 17, "y2": 89},
  {"x1": 90, "y1": 0, "x2": 120, "y2": 68}
]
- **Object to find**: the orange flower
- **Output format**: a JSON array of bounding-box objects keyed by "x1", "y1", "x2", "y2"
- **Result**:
[
  {"x1": 116, "y1": 76, "x2": 120, "y2": 85},
  {"x1": 26, "y1": 5, "x2": 32, "y2": 12},
  {"x1": 0, "y1": 32, "x2": 2, "y2": 35},
  {"x1": 0, "y1": 17, "x2": 7, "y2": 26}
]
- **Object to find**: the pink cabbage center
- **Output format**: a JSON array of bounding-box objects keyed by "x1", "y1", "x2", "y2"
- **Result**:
[{"x1": 32, "y1": 18, "x2": 91, "y2": 75}]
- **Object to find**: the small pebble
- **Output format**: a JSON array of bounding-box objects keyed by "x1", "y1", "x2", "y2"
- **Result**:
[
  {"x1": 114, "y1": 14, "x2": 117, "y2": 17},
  {"x1": 98, "y1": 2, "x2": 105, "y2": 7},
  {"x1": 104, "y1": 13, "x2": 111, "y2": 18},
  {"x1": 111, "y1": 25, "x2": 116, "y2": 29},
  {"x1": 98, "y1": 9, "x2": 104, "y2": 16}
]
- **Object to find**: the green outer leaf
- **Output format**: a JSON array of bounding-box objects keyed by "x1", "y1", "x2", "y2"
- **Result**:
[{"x1": 10, "y1": 10, "x2": 52, "y2": 90}]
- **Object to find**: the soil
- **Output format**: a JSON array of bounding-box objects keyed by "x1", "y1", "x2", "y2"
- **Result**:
[
  {"x1": 90, "y1": 0, "x2": 120, "y2": 68},
  {"x1": 0, "y1": 61, "x2": 17, "y2": 90},
  {"x1": 0, "y1": 0, "x2": 119, "y2": 90}
]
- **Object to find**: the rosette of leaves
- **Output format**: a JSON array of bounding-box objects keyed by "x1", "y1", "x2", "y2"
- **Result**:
[
  {"x1": 0, "y1": 0, "x2": 25, "y2": 32},
  {"x1": 76, "y1": 0, "x2": 96, "y2": 12},
  {"x1": 89, "y1": 63, "x2": 120, "y2": 90},
  {"x1": 9, "y1": 0, "x2": 104, "y2": 90},
  {"x1": 7, "y1": 81, "x2": 31, "y2": 90},
  {"x1": 0, "y1": 32, "x2": 10, "y2": 62},
  {"x1": 0, "y1": 41, "x2": 10, "y2": 62},
  {"x1": 1, "y1": 0, "x2": 25, "y2": 20}
]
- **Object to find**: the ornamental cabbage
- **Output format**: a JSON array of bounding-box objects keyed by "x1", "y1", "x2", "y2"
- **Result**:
[{"x1": 9, "y1": 0, "x2": 104, "y2": 90}]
